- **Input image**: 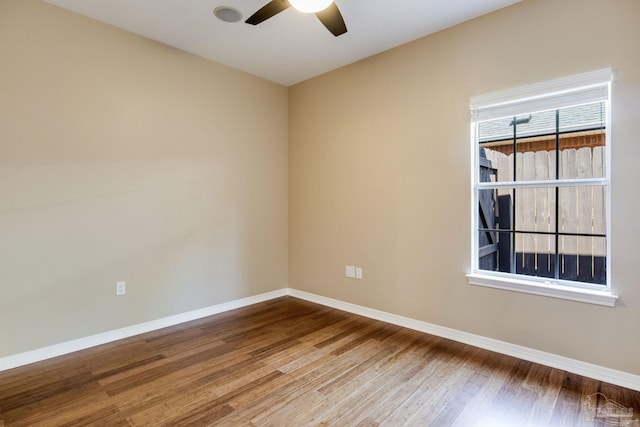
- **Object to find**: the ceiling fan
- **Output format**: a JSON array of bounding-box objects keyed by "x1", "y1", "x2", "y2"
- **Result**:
[{"x1": 245, "y1": 0, "x2": 347, "y2": 37}]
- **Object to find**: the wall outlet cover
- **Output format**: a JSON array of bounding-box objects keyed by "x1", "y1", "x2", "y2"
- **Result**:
[
  {"x1": 346, "y1": 266, "x2": 356, "y2": 278},
  {"x1": 116, "y1": 281, "x2": 126, "y2": 296}
]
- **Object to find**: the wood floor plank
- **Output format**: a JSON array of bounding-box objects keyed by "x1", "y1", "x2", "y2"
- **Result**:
[
  {"x1": 292, "y1": 345, "x2": 403, "y2": 425},
  {"x1": 1, "y1": 296, "x2": 639, "y2": 426},
  {"x1": 248, "y1": 341, "x2": 389, "y2": 426},
  {"x1": 260, "y1": 341, "x2": 389, "y2": 426},
  {"x1": 2, "y1": 389, "x2": 112, "y2": 427},
  {"x1": 447, "y1": 352, "x2": 522, "y2": 427},
  {"x1": 217, "y1": 353, "x2": 342, "y2": 425},
  {"x1": 356, "y1": 339, "x2": 459, "y2": 425},
  {"x1": 524, "y1": 364, "x2": 567, "y2": 426},
  {"x1": 374, "y1": 342, "x2": 474, "y2": 426},
  {"x1": 322, "y1": 332, "x2": 437, "y2": 425},
  {"x1": 405, "y1": 346, "x2": 490, "y2": 426},
  {"x1": 218, "y1": 328, "x2": 383, "y2": 425}
]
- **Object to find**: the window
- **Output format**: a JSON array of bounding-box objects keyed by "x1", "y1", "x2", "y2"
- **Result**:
[{"x1": 468, "y1": 69, "x2": 617, "y2": 306}]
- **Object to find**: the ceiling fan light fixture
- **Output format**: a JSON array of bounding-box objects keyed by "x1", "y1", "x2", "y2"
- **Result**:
[{"x1": 288, "y1": 0, "x2": 333, "y2": 14}]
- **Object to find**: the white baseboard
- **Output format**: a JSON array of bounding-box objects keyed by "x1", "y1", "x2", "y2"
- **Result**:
[
  {"x1": 0, "y1": 289, "x2": 287, "y2": 372},
  {"x1": 2, "y1": 287, "x2": 638, "y2": 393},
  {"x1": 286, "y1": 289, "x2": 640, "y2": 392}
]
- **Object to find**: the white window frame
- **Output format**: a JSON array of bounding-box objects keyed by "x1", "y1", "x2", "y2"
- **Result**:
[{"x1": 467, "y1": 69, "x2": 617, "y2": 307}]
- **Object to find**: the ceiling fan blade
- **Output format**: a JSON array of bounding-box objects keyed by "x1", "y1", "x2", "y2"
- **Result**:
[
  {"x1": 315, "y1": 3, "x2": 347, "y2": 36},
  {"x1": 245, "y1": 0, "x2": 291, "y2": 25}
]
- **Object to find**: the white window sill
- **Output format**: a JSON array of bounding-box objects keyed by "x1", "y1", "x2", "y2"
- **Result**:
[{"x1": 466, "y1": 273, "x2": 618, "y2": 307}]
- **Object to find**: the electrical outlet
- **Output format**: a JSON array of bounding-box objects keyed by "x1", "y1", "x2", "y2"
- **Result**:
[
  {"x1": 116, "y1": 281, "x2": 126, "y2": 296},
  {"x1": 346, "y1": 265, "x2": 356, "y2": 278},
  {"x1": 356, "y1": 267, "x2": 363, "y2": 280}
]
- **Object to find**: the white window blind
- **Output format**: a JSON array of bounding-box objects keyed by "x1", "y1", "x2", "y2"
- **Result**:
[{"x1": 471, "y1": 68, "x2": 612, "y2": 121}]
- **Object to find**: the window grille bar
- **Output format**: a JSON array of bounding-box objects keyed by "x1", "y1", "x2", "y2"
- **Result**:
[
  {"x1": 478, "y1": 228, "x2": 606, "y2": 238},
  {"x1": 511, "y1": 116, "x2": 517, "y2": 273},
  {"x1": 554, "y1": 109, "x2": 561, "y2": 280},
  {"x1": 476, "y1": 177, "x2": 607, "y2": 190}
]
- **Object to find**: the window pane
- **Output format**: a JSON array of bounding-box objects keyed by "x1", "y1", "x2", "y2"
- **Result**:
[
  {"x1": 478, "y1": 117, "x2": 513, "y2": 143},
  {"x1": 514, "y1": 111, "x2": 557, "y2": 181},
  {"x1": 478, "y1": 119, "x2": 514, "y2": 182},
  {"x1": 559, "y1": 236, "x2": 606, "y2": 285},
  {"x1": 515, "y1": 110, "x2": 556, "y2": 140},
  {"x1": 558, "y1": 102, "x2": 606, "y2": 179},
  {"x1": 513, "y1": 187, "x2": 556, "y2": 234},
  {"x1": 558, "y1": 185, "x2": 606, "y2": 236},
  {"x1": 515, "y1": 232, "x2": 556, "y2": 280},
  {"x1": 477, "y1": 230, "x2": 512, "y2": 274},
  {"x1": 558, "y1": 184, "x2": 607, "y2": 284},
  {"x1": 559, "y1": 102, "x2": 606, "y2": 134},
  {"x1": 478, "y1": 187, "x2": 513, "y2": 274},
  {"x1": 478, "y1": 147, "x2": 498, "y2": 183},
  {"x1": 478, "y1": 188, "x2": 512, "y2": 232},
  {"x1": 478, "y1": 146, "x2": 512, "y2": 182},
  {"x1": 558, "y1": 143, "x2": 606, "y2": 180}
]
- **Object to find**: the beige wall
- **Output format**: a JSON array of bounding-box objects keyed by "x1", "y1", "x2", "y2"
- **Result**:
[
  {"x1": 2, "y1": 0, "x2": 639, "y2": 378},
  {"x1": 289, "y1": 0, "x2": 640, "y2": 375},
  {"x1": 0, "y1": 0, "x2": 288, "y2": 357}
]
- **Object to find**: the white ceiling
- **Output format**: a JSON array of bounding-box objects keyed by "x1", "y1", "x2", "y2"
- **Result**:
[{"x1": 42, "y1": 0, "x2": 521, "y2": 86}]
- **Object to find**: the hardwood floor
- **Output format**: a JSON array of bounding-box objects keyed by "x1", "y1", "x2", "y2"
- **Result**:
[{"x1": 1, "y1": 296, "x2": 638, "y2": 426}]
